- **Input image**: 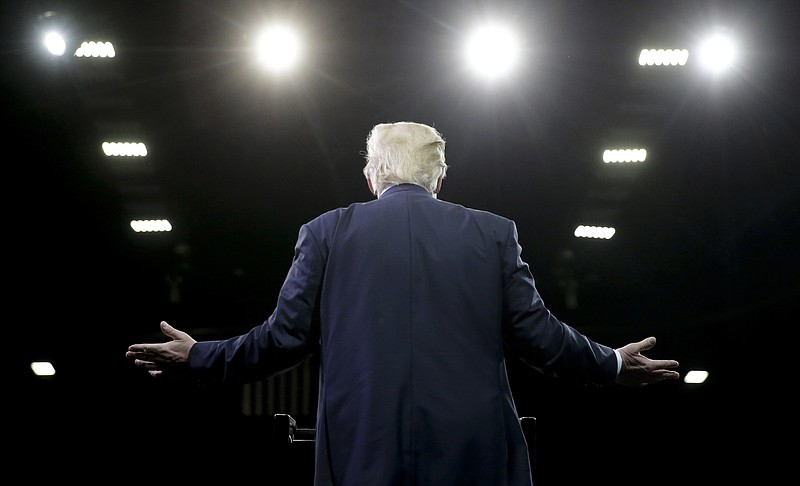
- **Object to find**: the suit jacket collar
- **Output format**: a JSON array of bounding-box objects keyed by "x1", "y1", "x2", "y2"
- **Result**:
[{"x1": 379, "y1": 183, "x2": 432, "y2": 198}]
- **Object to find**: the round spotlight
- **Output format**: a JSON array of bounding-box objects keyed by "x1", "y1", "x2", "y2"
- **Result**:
[
  {"x1": 255, "y1": 24, "x2": 302, "y2": 74},
  {"x1": 43, "y1": 31, "x2": 67, "y2": 56},
  {"x1": 464, "y1": 24, "x2": 521, "y2": 81},
  {"x1": 697, "y1": 33, "x2": 737, "y2": 74}
]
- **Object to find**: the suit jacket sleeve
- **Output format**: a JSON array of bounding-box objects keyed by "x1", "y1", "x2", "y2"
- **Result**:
[{"x1": 500, "y1": 220, "x2": 618, "y2": 385}]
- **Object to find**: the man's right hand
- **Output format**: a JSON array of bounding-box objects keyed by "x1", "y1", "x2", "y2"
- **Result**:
[{"x1": 125, "y1": 321, "x2": 196, "y2": 377}]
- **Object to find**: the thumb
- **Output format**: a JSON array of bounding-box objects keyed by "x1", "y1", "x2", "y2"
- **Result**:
[
  {"x1": 632, "y1": 336, "x2": 656, "y2": 354},
  {"x1": 160, "y1": 321, "x2": 195, "y2": 345},
  {"x1": 618, "y1": 336, "x2": 656, "y2": 357},
  {"x1": 160, "y1": 320, "x2": 180, "y2": 339}
]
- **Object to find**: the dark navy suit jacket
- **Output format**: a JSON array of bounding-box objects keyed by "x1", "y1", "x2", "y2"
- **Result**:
[{"x1": 188, "y1": 183, "x2": 618, "y2": 485}]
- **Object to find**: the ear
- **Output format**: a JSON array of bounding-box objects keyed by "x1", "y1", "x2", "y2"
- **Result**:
[
  {"x1": 366, "y1": 176, "x2": 377, "y2": 197},
  {"x1": 434, "y1": 175, "x2": 443, "y2": 195}
]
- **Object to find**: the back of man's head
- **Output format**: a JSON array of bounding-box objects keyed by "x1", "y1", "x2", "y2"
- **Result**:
[{"x1": 363, "y1": 122, "x2": 448, "y2": 195}]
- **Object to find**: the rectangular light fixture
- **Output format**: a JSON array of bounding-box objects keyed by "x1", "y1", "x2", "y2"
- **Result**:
[
  {"x1": 102, "y1": 141, "x2": 148, "y2": 157},
  {"x1": 603, "y1": 148, "x2": 647, "y2": 163},
  {"x1": 574, "y1": 225, "x2": 615, "y2": 239},
  {"x1": 130, "y1": 219, "x2": 173, "y2": 233},
  {"x1": 638, "y1": 48, "x2": 689, "y2": 66},
  {"x1": 74, "y1": 40, "x2": 116, "y2": 58}
]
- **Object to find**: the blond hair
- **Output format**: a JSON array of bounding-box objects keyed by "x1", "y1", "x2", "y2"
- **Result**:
[{"x1": 363, "y1": 122, "x2": 448, "y2": 195}]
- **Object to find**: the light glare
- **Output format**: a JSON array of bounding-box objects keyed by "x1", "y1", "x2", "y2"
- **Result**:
[
  {"x1": 603, "y1": 149, "x2": 647, "y2": 163},
  {"x1": 465, "y1": 24, "x2": 520, "y2": 80},
  {"x1": 130, "y1": 219, "x2": 172, "y2": 233},
  {"x1": 683, "y1": 370, "x2": 709, "y2": 384},
  {"x1": 638, "y1": 48, "x2": 689, "y2": 66},
  {"x1": 256, "y1": 25, "x2": 301, "y2": 73},
  {"x1": 75, "y1": 41, "x2": 116, "y2": 58},
  {"x1": 44, "y1": 31, "x2": 67, "y2": 56},
  {"x1": 697, "y1": 33, "x2": 736, "y2": 73},
  {"x1": 102, "y1": 142, "x2": 148, "y2": 157},
  {"x1": 31, "y1": 361, "x2": 56, "y2": 376},
  {"x1": 574, "y1": 225, "x2": 616, "y2": 239}
]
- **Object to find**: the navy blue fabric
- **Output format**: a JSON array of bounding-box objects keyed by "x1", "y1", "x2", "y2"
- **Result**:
[{"x1": 188, "y1": 183, "x2": 618, "y2": 485}]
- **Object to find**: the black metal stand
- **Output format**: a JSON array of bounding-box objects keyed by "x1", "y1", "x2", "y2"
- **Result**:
[{"x1": 273, "y1": 413, "x2": 537, "y2": 479}]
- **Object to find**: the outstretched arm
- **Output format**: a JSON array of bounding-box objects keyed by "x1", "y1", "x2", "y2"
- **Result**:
[
  {"x1": 125, "y1": 321, "x2": 196, "y2": 377},
  {"x1": 615, "y1": 336, "x2": 680, "y2": 387}
]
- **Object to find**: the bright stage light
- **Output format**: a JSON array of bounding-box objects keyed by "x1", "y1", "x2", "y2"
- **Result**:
[
  {"x1": 638, "y1": 48, "x2": 689, "y2": 67},
  {"x1": 130, "y1": 219, "x2": 173, "y2": 233},
  {"x1": 603, "y1": 148, "x2": 647, "y2": 163},
  {"x1": 255, "y1": 24, "x2": 302, "y2": 74},
  {"x1": 574, "y1": 225, "x2": 616, "y2": 239},
  {"x1": 43, "y1": 31, "x2": 67, "y2": 56},
  {"x1": 75, "y1": 41, "x2": 116, "y2": 58},
  {"x1": 683, "y1": 370, "x2": 709, "y2": 384},
  {"x1": 464, "y1": 23, "x2": 521, "y2": 81},
  {"x1": 31, "y1": 361, "x2": 56, "y2": 376},
  {"x1": 102, "y1": 142, "x2": 148, "y2": 157},
  {"x1": 697, "y1": 33, "x2": 737, "y2": 74}
]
